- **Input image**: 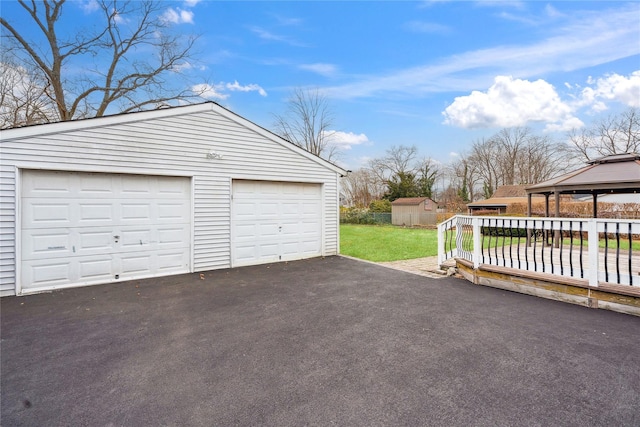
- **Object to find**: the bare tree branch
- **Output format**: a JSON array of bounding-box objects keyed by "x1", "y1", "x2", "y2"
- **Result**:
[
  {"x1": 1, "y1": 0, "x2": 203, "y2": 127},
  {"x1": 568, "y1": 108, "x2": 640, "y2": 161},
  {"x1": 272, "y1": 88, "x2": 338, "y2": 161}
]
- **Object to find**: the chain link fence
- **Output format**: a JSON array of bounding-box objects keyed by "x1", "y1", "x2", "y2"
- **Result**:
[{"x1": 340, "y1": 211, "x2": 392, "y2": 225}]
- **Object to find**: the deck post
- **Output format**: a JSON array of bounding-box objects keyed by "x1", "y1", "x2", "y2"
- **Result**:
[
  {"x1": 588, "y1": 219, "x2": 599, "y2": 287},
  {"x1": 437, "y1": 219, "x2": 445, "y2": 267},
  {"x1": 472, "y1": 217, "x2": 481, "y2": 269},
  {"x1": 554, "y1": 191, "x2": 561, "y2": 248}
]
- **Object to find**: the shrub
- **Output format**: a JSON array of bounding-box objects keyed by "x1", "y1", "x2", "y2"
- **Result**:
[{"x1": 369, "y1": 199, "x2": 392, "y2": 213}]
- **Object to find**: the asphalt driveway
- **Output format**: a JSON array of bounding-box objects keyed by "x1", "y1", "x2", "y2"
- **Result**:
[{"x1": 2, "y1": 256, "x2": 639, "y2": 426}]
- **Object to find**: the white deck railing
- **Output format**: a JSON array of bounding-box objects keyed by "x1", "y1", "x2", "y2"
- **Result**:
[{"x1": 438, "y1": 215, "x2": 640, "y2": 287}]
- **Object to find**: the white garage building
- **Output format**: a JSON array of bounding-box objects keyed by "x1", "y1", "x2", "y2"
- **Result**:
[{"x1": 0, "y1": 102, "x2": 347, "y2": 296}]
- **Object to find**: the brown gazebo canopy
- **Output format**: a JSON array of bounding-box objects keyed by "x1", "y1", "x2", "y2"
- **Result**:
[{"x1": 525, "y1": 153, "x2": 640, "y2": 218}]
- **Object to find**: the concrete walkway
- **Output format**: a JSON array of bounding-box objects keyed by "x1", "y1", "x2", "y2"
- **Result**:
[{"x1": 378, "y1": 256, "x2": 456, "y2": 279}]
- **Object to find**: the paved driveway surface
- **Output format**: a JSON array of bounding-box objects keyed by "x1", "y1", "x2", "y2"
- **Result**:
[{"x1": 2, "y1": 256, "x2": 639, "y2": 426}]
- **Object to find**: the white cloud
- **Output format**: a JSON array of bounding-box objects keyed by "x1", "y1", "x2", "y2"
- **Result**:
[
  {"x1": 162, "y1": 7, "x2": 194, "y2": 24},
  {"x1": 171, "y1": 61, "x2": 206, "y2": 73},
  {"x1": 80, "y1": 0, "x2": 99, "y2": 13},
  {"x1": 225, "y1": 81, "x2": 267, "y2": 97},
  {"x1": 324, "y1": 131, "x2": 370, "y2": 150},
  {"x1": 442, "y1": 76, "x2": 579, "y2": 130},
  {"x1": 184, "y1": 0, "x2": 201, "y2": 6},
  {"x1": 194, "y1": 81, "x2": 267, "y2": 100},
  {"x1": 112, "y1": 9, "x2": 126, "y2": 25},
  {"x1": 582, "y1": 71, "x2": 640, "y2": 108},
  {"x1": 192, "y1": 83, "x2": 228, "y2": 100},
  {"x1": 545, "y1": 4, "x2": 564, "y2": 18},
  {"x1": 249, "y1": 26, "x2": 305, "y2": 47},
  {"x1": 298, "y1": 63, "x2": 338, "y2": 77}
]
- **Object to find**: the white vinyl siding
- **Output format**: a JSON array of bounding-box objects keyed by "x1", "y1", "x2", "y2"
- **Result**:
[{"x1": 0, "y1": 103, "x2": 343, "y2": 296}]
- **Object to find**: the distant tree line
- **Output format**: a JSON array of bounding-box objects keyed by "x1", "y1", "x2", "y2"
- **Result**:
[{"x1": 341, "y1": 108, "x2": 639, "y2": 212}]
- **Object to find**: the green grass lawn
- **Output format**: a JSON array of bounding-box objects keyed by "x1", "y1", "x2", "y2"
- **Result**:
[
  {"x1": 340, "y1": 224, "x2": 438, "y2": 262},
  {"x1": 340, "y1": 224, "x2": 640, "y2": 264}
]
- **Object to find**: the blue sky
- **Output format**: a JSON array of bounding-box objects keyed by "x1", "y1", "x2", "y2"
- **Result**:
[{"x1": 4, "y1": 1, "x2": 640, "y2": 170}]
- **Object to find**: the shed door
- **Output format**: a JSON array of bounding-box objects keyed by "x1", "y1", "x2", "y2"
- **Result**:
[
  {"x1": 21, "y1": 170, "x2": 191, "y2": 293},
  {"x1": 232, "y1": 180, "x2": 322, "y2": 267}
]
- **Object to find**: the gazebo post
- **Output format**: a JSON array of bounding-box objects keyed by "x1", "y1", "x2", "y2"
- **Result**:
[
  {"x1": 554, "y1": 190, "x2": 560, "y2": 248},
  {"x1": 527, "y1": 193, "x2": 532, "y2": 247},
  {"x1": 592, "y1": 193, "x2": 598, "y2": 218},
  {"x1": 544, "y1": 194, "x2": 550, "y2": 245}
]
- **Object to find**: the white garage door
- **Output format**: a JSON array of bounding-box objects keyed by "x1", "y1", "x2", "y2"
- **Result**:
[
  {"x1": 232, "y1": 180, "x2": 322, "y2": 267},
  {"x1": 21, "y1": 170, "x2": 191, "y2": 293}
]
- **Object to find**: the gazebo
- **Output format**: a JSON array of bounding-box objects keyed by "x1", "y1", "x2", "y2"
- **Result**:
[{"x1": 525, "y1": 153, "x2": 640, "y2": 218}]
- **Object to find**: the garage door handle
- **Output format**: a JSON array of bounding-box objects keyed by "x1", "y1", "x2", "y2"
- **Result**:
[{"x1": 113, "y1": 235, "x2": 120, "y2": 239}]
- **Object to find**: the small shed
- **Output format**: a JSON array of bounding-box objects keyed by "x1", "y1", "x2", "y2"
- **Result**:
[
  {"x1": 0, "y1": 102, "x2": 347, "y2": 296},
  {"x1": 391, "y1": 197, "x2": 437, "y2": 226}
]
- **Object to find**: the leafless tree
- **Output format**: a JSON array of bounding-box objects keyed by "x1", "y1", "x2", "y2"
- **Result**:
[
  {"x1": 0, "y1": 56, "x2": 57, "y2": 128},
  {"x1": 468, "y1": 137, "x2": 502, "y2": 194},
  {"x1": 368, "y1": 145, "x2": 418, "y2": 184},
  {"x1": 454, "y1": 128, "x2": 569, "y2": 200},
  {"x1": 272, "y1": 88, "x2": 339, "y2": 161},
  {"x1": 1, "y1": 0, "x2": 204, "y2": 127},
  {"x1": 448, "y1": 155, "x2": 481, "y2": 202},
  {"x1": 568, "y1": 108, "x2": 640, "y2": 161},
  {"x1": 341, "y1": 169, "x2": 385, "y2": 208}
]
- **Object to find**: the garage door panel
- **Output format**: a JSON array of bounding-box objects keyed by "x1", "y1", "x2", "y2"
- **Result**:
[
  {"x1": 79, "y1": 175, "x2": 115, "y2": 196},
  {"x1": 157, "y1": 226, "x2": 190, "y2": 246},
  {"x1": 120, "y1": 254, "x2": 152, "y2": 275},
  {"x1": 120, "y1": 228, "x2": 153, "y2": 248},
  {"x1": 157, "y1": 177, "x2": 190, "y2": 196},
  {"x1": 157, "y1": 202, "x2": 189, "y2": 220},
  {"x1": 23, "y1": 201, "x2": 72, "y2": 227},
  {"x1": 79, "y1": 259, "x2": 113, "y2": 280},
  {"x1": 120, "y1": 177, "x2": 153, "y2": 196},
  {"x1": 258, "y1": 223, "x2": 280, "y2": 238},
  {"x1": 232, "y1": 180, "x2": 322, "y2": 267},
  {"x1": 79, "y1": 203, "x2": 114, "y2": 222},
  {"x1": 156, "y1": 251, "x2": 190, "y2": 272},
  {"x1": 24, "y1": 260, "x2": 73, "y2": 288},
  {"x1": 259, "y1": 202, "x2": 279, "y2": 216},
  {"x1": 26, "y1": 231, "x2": 71, "y2": 256},
  {"x1": 21, "y1": 170, "x2": 191, "y2": 292},
  {"x1": 258, "y1": 243, "x2": 279, "y2": 257},
  {"x1": 120, "y1": 202, "x2": 152, "y2": 221},
  {"x1": 79, "y1": 230, "x2": 114, "y2": 250},
  {"x1": 302, "y1": 201, "x2": 320, "y2": 214},
  {"x1": 301, "y1": 239, "x2": 321, "y2": 253},
  {"x1": 22, "y1": 173, "x2": 73, "y2": 198}
]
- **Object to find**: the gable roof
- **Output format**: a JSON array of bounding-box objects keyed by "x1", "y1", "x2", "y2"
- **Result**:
[
  {"x1": 391, "y1": 197, "x2": 431, "y2": 206},
  {"x1": 526, "y1": 153, "x2": 640, "y2": 195},
  {"x1": 467, "y1": 185, "x2": 544, "y2": 208},
  {"x1": 467, "y1": 197, "x2": 530, "y2": 208},
  {"x1": 492, "y1": 185, "x2": 527, "y2": 198},
  {"x1": 0, "y1": 101, "x2": 348, "y2": 176}
]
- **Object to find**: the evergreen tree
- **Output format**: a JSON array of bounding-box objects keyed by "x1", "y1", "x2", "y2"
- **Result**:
[{"x1": 384, "y1": 171, "x2": 419, "y2": 201}]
